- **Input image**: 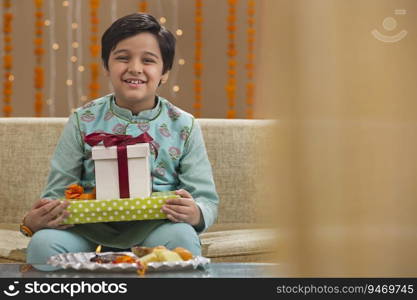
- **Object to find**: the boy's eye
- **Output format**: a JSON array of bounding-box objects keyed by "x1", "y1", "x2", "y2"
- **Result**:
[
  {"x1": 116, "y1": 56, "x2": 128, "y2": 61},
  {"x1": 143, "y1": 58, "x2": 155, "y2": 63}
]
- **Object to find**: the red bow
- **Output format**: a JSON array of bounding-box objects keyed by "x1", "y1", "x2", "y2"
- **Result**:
[
  {"x1": 84, "y1": 132, "x2": 156, "y2": 199},
  {"x1": 84, "y1": 131, "x2": 152, "y2": 147}
]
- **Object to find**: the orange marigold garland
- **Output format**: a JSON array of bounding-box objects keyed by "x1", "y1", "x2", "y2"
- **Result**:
[
  {"x1": 89, "y1": 0, "x2": 100, "y2": 100},
  {"x1": 226, "y1": 0, "x2": 237, "y2": 119},
  {"x1": 2, "y1": 0, "x2": 13, "y2": 117},
  {"x1": 34, "y1": 0, "x2": 44, "y2": 117},
  {"x1": 245, "y1": 0, "x2": 255, "y2": 119},
  {"x1": 65, "y1": 184, "x2": 96, "y2": 200},
  {"x1": 138, "y1": 0, "x2": 147, "y2": 13},
  {"x1": 193, "y1": 0, "x2": 203, "y2": 117}
]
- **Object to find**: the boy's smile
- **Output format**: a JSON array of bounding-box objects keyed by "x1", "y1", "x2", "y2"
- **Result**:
[{"x1": 105, "y1": 32, "x2": 169, "y2": 115}]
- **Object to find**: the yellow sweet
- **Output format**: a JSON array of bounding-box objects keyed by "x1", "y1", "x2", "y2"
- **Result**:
[
  {"x1": 138, "y1": 249, "x2": 183, "y2": 264},
  {"x1": 136, "y1": 247, "x2": 186, "y2": 276},
  {"x1": 173, "y1": 247, "x2": 193, "y2": 261},
  {"x1": 139, "y1": 252, "x2": 159, "y2": 264},
  {"x1": 154, "y1": 249, "x2": 183, "y2": 262}
]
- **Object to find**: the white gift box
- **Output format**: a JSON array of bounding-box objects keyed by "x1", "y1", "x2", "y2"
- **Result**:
[{"x1": 92, "y1": 143, "x2": 151, "y2": 200}]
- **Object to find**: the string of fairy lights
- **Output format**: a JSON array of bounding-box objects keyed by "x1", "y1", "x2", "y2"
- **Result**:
[
  {"x1": 65, "y1": 0, "x2": 74, "y2": 113},
  {"x1": 1, "y1": 0, "x2": 256, "y2": 118},
  {"x1": 166, "y1": 0, "x2": 182, "y2": 100}
]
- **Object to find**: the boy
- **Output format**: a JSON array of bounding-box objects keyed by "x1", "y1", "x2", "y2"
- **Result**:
[{"x1": 23, "y1": 13, "x2": 219, "y2": 271}]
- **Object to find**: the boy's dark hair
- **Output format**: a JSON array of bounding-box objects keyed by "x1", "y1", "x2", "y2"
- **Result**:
[{"x1": 101, "y1": 13, "x2": 176, "y2": 74}]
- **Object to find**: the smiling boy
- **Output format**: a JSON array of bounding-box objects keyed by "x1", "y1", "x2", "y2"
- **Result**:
[
  {"x1": 24, "y1": 13, "x2": 219, "y2": 271},
  {"x1": 107, "y1": 32, "x2": 168, "y2": 113}
]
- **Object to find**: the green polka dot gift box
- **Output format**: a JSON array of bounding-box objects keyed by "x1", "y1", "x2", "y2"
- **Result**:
[{"x1": 61, "y1": 191, "x2": 179, "y2": 224}]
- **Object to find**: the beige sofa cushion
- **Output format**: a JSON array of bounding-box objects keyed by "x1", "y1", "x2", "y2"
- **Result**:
[
  {"x1": 0, "y1": 224, "x2": 28, "y2": 262},
  {"x1": 200, "y1": 228, "x2": 277, "y2": 258}
]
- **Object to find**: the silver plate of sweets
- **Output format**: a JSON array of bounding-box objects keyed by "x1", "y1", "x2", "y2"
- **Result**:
[{"x1": 47, "y1": 251, "x2": 210, "y2": 272}]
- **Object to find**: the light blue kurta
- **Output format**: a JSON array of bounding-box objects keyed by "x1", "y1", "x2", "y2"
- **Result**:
[{"x1": 40, "y1": 94, "x2": 219, "y2": 248}]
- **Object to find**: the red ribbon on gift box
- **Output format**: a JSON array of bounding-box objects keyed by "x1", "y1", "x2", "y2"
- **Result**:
[{"x1": 84, "y1": 132, "x2": 157, "y2": 199}]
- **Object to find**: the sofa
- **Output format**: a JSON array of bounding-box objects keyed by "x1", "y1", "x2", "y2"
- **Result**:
[{"x1": 0, "y1": 118, "x2": 277, "y2": 264}]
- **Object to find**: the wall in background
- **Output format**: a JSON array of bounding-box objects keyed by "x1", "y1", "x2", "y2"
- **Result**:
[{"x1": 2, "y1": 0, "x2": 262, "y2": 118}]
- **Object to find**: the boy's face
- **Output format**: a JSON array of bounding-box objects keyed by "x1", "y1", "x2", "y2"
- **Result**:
[{"x1": 105, "y1": 32, "x2": 168, "y2": 109}]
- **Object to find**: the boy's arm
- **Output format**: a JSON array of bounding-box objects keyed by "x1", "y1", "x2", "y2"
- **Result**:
[
  {"x1": 40, "y1": 112, "x2": 85, "y2": 199},
  {"x1": 177, "y1": 120, "x2": 219, "y2": 233}
]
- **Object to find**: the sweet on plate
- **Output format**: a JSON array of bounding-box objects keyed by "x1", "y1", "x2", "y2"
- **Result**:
[{"x1": 89, "y1": 245, "x2": 195, "y2": 276}]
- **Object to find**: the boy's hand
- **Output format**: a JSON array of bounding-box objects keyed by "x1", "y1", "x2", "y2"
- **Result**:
[
  {"x1": 24, "y1": 199, "x2": 73, "y2": 233},
  {"x1": 162, "y1": 189, "x2": 201, "y2": 226}
]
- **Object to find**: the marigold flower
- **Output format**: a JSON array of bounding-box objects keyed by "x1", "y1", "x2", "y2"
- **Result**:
[
  {"x1": 90, "y1": 45, "x2": 100, "y2": 57},
  {"x1": 35, "y1": 92, "x2": 43, "y2": 101},
  {"x1": 34, "y1": 47, "x2": 45, "y2": 56},
  {"x1": 34, "y1": 38, "x2": 43, "y2": 46},
  {"x1": 227, "y1": 49, "x2": 237, "y2": 57},
  {"x1": 246, "y1": 98, "x2": 255, "y2": 105},
  {"x1": 3, "y1": 105, "x2": 12, "y2": 114},
  {"x1": 89, "y1": 82, "x2": 100, "y2": 90},
  {"x1": 65, "y1": 184, "x2": 84, "y2": 199},
  {"x1": 34, "y1": 0, "x2": 44, "y2": 8},
  {"x1": 227, "y1": 69, "x2": 236, "y2": 76},
  {"x1": 4, "y1": 12, "x2": 13, "y2": 21},
  {"x1": 193, "y1": 102, "x2": 202, "y2": 110},
  {"x1": 90, "y1": 0, "x2": 100, "y2": 9},
  {"x1": 227, "y1": 110, "x2": 236, "y2": 119},
  {"x1": 194, "y1": 95, "x2": 202, "y2": 102},
  {"x1": 4, "y1": 55, "x2": 12, "y2": 69},
  {"x1": 4, "y1": 81, "x2": 12, "y2": 89},
  {"x1": 227, "y1": 25, "x2": 236, "y2": 32}
]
